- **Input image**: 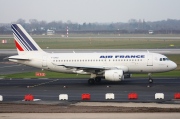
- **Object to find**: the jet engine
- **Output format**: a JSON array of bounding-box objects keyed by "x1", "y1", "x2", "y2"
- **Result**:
[{"x1": 104, "y1": 70, "x2": 124, "y2": 81}]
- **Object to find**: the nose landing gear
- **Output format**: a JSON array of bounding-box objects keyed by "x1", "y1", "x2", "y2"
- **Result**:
[{"x1": 148, "y1": 73, "x2": 153, "y2": 83}]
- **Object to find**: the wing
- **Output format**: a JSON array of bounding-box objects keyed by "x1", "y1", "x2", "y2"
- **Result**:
[
  {"x1": 58, "y1": 64, "x2": 110, "y2": 74},
  {"x1": 53, "y1": 63, "x2": 128, "y2": 74}
]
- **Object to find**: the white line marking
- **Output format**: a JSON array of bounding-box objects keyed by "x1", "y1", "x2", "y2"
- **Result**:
[{"x1": 0, "y1": 64, "x2": 21, "y2": 69}]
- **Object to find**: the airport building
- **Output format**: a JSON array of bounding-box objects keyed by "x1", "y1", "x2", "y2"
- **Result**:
[{"x1": 47, "y1": 29, "x2": 55, "y2": 35}]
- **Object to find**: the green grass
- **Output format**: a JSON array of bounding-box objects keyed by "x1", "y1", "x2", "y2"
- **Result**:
[
  {"x1": 0, "y1": 71, "x2": 88, "y2": 79},
  {"x1": 1, "y1": 37, "x2": 180, "y2": 49}
]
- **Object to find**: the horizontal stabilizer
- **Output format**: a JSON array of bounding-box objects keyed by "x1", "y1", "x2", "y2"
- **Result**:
[{"x1": 8, "y1": 55, "x2": 30, "y2": 61}]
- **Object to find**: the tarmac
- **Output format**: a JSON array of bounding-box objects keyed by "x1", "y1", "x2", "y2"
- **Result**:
[
  {"x1": 0, "y1": 77, "x2": 180, "y2": 102},
  {"x1": 0, "y1": 113, "x2": 180, "y2": 119}
]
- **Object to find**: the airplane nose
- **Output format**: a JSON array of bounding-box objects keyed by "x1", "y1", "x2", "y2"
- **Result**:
[{"x1": 171, "y1": 62, "x2": 177, "y2": 70}]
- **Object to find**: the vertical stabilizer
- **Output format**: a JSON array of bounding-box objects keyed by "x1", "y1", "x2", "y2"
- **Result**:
[{"x1": 11, "y1": 24, "x2": 43, "y2": 55}]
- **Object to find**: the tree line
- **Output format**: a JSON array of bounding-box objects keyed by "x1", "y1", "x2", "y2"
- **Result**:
[{"x1": 0, "y1": 19, "x2": 180, "y2": 34}]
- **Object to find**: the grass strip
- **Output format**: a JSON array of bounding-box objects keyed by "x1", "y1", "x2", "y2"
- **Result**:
[{"x1": 0, "y1": 70, "x2": 179, "y2": 79}]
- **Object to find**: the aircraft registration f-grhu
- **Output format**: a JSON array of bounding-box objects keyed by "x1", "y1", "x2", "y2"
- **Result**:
[{"x1": 8, "y1": 24, "x2": 177, "y2": 84}]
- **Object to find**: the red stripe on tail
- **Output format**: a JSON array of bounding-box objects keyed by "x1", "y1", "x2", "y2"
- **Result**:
[{"x1": 15, "y1": 40, "x2": 24, "y2": 51}]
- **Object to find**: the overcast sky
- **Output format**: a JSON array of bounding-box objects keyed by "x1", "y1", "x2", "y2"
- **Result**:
[{"x1": 1, "y1": 0, "x2": 180, "y2": 23}]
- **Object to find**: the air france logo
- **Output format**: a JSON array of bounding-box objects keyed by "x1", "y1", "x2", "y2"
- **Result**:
[{"x1": 100, "y1": 55, "x2": 145, "y2": 58}]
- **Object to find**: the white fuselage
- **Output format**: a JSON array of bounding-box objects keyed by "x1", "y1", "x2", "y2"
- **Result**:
[{"x1": 10, "y1": 52, "x2": 177, "y2": 74}]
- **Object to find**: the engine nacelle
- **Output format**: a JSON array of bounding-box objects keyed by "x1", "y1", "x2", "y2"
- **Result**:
[{"x1": 104, "y1": 70, "x2": 124, "y2": 81}]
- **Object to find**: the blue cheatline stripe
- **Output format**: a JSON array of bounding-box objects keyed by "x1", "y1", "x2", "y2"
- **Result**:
[
  {"x1": 12, "y1": 29, "x2": 29, "y2": 51},
  {"x1": 12, "y1": 25, "x2": 31, "y2": 51},
  {"x1": 11, "y1": 24, "x2": 38, "y2": 51}
]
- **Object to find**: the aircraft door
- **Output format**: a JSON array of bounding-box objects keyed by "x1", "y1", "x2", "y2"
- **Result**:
[
  {"x1": 42, "y1": 56, "x2": 47, "y2": 67},
  {"x1": 147, "y1": 54, "x2": 153, "y2": 66}
]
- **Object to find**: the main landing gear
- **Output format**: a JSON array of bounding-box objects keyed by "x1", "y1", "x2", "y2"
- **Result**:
[
  {"x1": 148, "y1": 73, "x2": 153, "y2": 83},
  {"x1": 88, "y1": 77, "x2": 101, "y2": 85}
]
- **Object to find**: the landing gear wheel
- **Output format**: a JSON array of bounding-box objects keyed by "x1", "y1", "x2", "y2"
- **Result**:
[
  {"x1": 88, "y1": 78, "x2": 95, "y2": 85},
  {"x1": 149, "y1": 78, "x2": 153, "y2": 83},
  {"x1": 95, "y1": 77, "x2": 101, "y2": 83},
  {"x1": 148, "y1": 73, "x2": 153, "y2": 84}
]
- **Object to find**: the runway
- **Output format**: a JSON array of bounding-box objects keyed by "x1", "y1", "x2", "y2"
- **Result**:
[{"x1": 0, "y1": 78, "x2": 180, "y2": 102}]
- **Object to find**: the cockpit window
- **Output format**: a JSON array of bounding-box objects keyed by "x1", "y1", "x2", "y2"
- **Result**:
[{"x1": 160, "y1": 58, "x2": 169, "y2": 61}]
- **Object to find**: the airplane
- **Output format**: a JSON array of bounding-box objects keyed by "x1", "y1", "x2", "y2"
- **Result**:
[{"x1": 8, "y1": 24, "x2": 177, "y2": 84}]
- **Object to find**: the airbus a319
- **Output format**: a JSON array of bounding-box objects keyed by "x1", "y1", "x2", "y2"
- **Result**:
[{"x1": 8, "y1": 24, "x2": 177, "y2": 84}]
